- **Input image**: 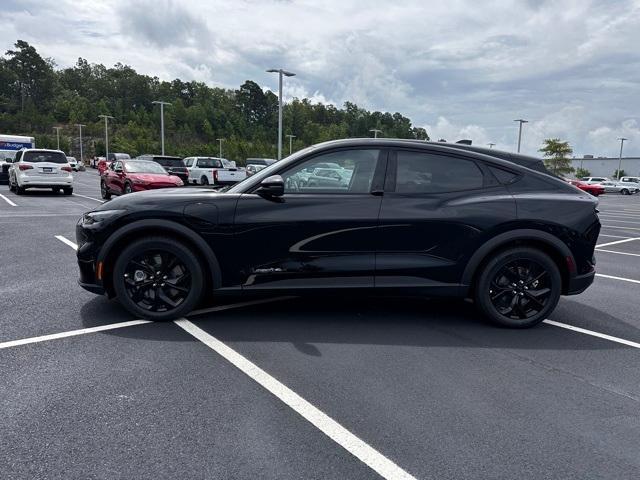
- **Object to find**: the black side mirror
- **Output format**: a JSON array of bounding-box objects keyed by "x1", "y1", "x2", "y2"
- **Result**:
[{"x1": 257, "y1": 175, "x2": 284, "y2": 197}]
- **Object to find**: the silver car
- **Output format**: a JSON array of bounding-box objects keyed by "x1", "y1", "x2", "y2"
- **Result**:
[{"x1": 599, "y1": 181, "x2": 639, "y2": 195}]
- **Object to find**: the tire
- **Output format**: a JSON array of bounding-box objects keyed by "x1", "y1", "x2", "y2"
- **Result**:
[
  {"x1": 200, "y1": 176, "x2": 209, "y2": 185},
  {"x1": 8, "y1": 179, "x2": 15, "y2": 192},
  {"x1": 621, "y1": 189, "x2": 629, "y2": 195},
  {"x1": 112, "y1": 236, "x2": 204, "y2": 321},
  {"x1": 124, "y1": 182, "x2": 133, "y2": 194},
  {"x1": 101, "y1": 181, "x2": 111, "y2": 200},
  {"x1": 63, "y1": 187, "x2": 73, "y2": 195},
  {"x1": 53, "y1": 187, "x2": 62, "y2": 194},
  {"x1": 474, "y1": 247, "x2": 561, "y2": 328},
  {"x1": 15, "y1": 185, "x2": 25, "y2": 195}
]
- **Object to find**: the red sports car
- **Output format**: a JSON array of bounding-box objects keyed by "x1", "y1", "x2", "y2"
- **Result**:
[
  {"x1": 567, "y1": 179, "x2": 605, "y2": 196},
  {"x1": 100, "y1": 159, "x2": 183, "y2": 199}
]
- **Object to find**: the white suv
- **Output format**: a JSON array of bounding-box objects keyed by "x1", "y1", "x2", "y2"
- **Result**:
[{"x1": 8, "y1": 149, "x2": 74, "y2": 195}]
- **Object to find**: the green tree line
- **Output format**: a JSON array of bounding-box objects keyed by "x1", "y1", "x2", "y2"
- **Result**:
[{"x1": 0, "y1": 40, "x2": 429, "y2": 163}]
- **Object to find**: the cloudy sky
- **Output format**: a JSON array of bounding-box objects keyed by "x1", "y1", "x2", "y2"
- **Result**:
[{"x1": 2, "y1": 0, "x2": 640, "y2": 157}]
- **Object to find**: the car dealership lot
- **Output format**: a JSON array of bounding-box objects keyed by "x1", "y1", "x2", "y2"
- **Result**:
[{"x1": 1, "y1": 172, "x2": 639, "y2": 479}]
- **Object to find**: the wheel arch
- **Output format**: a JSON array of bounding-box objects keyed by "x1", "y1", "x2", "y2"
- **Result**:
[
  {"x1": 97, "y1": 219, "x2": 222, "y2": 297},
  {"x1": 463, "y1": 229, "x2": 574, "y2": 296}
]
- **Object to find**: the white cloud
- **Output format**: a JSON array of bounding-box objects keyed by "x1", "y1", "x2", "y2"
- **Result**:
[{"x1": 1, "y1": 0, "x2": 640, "y2": 156}]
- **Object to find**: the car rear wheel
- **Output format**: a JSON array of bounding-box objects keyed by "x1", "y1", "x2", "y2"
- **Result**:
[
  {"x1": 621, "y1": 189, "x2": 630, "y2": 195},
  {"x1": 474, "y1": 247, "x2": 561, "y2": 328},
  {"x1": 101, "y1": 181, "x2": 111, "y2": 200},
  {"x1": 124, "y1": 182, "x2": 133, "y2": 194},
  {"x1": 112, "y1": 237, "x2": 204, "y2": 321},
  {"x1": 201, "y1": 176, "x2": 209, "y2": 185},
  {"x1": 63, "y1": 187, "x2": 73, "y2": 195}
]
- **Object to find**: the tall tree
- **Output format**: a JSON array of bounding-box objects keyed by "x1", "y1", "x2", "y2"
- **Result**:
[{"x1": 539, "y1": 138, "x2": 574, "y2": 176}]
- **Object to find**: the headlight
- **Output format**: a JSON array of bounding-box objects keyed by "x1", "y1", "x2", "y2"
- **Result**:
[{"x1": 82, "y1": 209, "x2": 126, "y2": 225}]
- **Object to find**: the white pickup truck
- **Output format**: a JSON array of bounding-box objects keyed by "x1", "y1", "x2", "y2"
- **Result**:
[{"x1": 183, "y1": 157, "x2": 247, "y2": 186}]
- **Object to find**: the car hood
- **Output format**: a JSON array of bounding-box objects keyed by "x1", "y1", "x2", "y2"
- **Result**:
[
  {"x1": 95, "y1": 187, "x2": 238, "y2": 212},
  {"x1": 128, "y1": 173, "x2": 178, "y2": 182}
]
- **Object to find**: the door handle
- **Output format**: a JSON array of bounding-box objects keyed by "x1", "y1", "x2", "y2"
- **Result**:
[{"x1": 371, "y1": 189, "x2": 384, "y2": 196}]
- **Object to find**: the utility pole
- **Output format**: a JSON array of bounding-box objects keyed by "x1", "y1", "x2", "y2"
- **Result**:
[
  {"x1": 152, "y1": 101, "x2": 172, "y2": 155},
  {"x1": 514, "y1": 119, "x2": 528, "y2": 153},
  {"x1": 53, "y1": 127, "x2": 62, "y2": 150},
  {"x1": 216, "y1": 138, "x2": 224, "y2": 159},
  {"x1": 487, "y1": 143, "x2": 495, "y2": 149},
  {"x1": 370, "y1": 129, "x2": 383, "y2": 138},
  {"x1": 266, "y1": 68, "x2": 296, "y2": 160},
  {"x1": 286, "y1": 134, "x2": 296, "y2": 155},
  {"x1": 98, "y1": 115, "x2": 114, "y2": 160},
  {"x1": 76, "y1": 124, "x2": 86, "y2": 165},
  {"x1": 617, "y1": 137, "x2": 627, "y2": 180}
]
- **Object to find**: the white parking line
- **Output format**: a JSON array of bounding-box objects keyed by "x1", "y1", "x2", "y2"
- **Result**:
[
  {"x1": 0, "y1": 193, "x2": 17, "y2": 206},
  {"x1": 596, "y1": 273, "x2": 640, "y2": 285},
  {"x1": 55, "y1": 235, "x2": 78, "y2": 251},
  {"x1": 174, "y1": 318, "x2": 417, "y2": 480},
  {"x1": 543, "y1": 320, "x2": 640, "y2": 349},
  {"x1": 596, "y1": 249, "x2": 640, "y2": 258},
  {"x1": 0, "y1": 320, "x2": 152, "y2": 350},
  {"x1": 595, "y1": 237, "x2": 640, "y2": 248},
  {"x1": 73, "y1": 193, "x2": 104, "y2": 203},
  {"x1": 598, "y1": 234, "x2": 632, "y2": 239},
  {"x1": 601, "y1": 224, "x2": 640, "y2": 232}
]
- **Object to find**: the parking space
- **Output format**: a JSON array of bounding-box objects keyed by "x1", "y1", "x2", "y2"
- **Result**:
[{"x1": 2, "y1": 180, "x2": 640, "y2": 479}]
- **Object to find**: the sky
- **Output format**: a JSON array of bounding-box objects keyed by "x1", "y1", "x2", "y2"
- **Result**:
[{"x1": 2, "y1": 0, "x2": 640, "y2": 157}]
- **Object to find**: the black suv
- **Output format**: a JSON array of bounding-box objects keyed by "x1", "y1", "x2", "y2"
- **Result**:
[
  {"x1": 76, "y1": 139, "x2": 600, "y2": 328},
  {"x1": 136, "y1": 155, "x2": 189, "y2": 185}
]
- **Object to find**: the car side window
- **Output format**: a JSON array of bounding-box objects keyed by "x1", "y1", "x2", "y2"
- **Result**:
[
  {"x1": 184, "y1": 158, "x2": 193, "y2": 167},
  {"x1": 14, "y1": 151, "x2": 22, "y2": 162},
  {"x1": 281, "y1": 149, "x2": 379, "y2": 194},
  {"x1": 394, "y1": 151, "x2": 484, "y2": 194}
]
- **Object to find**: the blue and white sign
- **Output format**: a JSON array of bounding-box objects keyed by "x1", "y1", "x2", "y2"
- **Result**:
[{"x1": 0, "y1": 141, "x2": 33, "y2": 151}]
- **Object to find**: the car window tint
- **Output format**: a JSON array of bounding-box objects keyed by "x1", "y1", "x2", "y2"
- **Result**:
[
  {"x1": 395, "y1": 151, "x2": 483, "y2": 193},
  {"x1": 488, "y1": 166, "x2": 519, "y2": 184},
  {"x1": 197, "y1": 159, "x2": 221, "y2": 168},
  {"x1": 23, "y1": 151, "x2": 67, "y2": 164},
  {"x1": 281, "y1": 149, "x2": 379, "y2": 194}
]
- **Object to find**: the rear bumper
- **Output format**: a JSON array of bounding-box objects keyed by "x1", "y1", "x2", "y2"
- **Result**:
[
  {"x1": 566, "y1": 269, "x2": 595, "y2": 295},
  {"x1": 20, "y1": 177, "x2": 73, "y2": 187}
]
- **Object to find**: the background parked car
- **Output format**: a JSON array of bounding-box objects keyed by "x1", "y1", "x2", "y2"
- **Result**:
[
  {"x1": 136, "y1": 155, "x2": 189, "y2": 185},
  {"x1": 100, "y1": 159, "x2": 183, "y2": 199},
  {"x1": 8, "y1": 149, "x2": 73, "y2": 195},
  {"x1": 615, "y1": 178, "x2": 640, "y2": 193},
  {"x1": 107, "y1": 153, "x2": 131, "y2": 162},
  {"x1": 184, "y1": 156, "x2": 247, "y2": 185},
  {"x1": 97, "y1": 158, "x2": 111, "y2": 175},
  {"x1": 581, "y1": 176, "x2": 609, "y2": 185},
  {"x1": 620, "y1": 176, "x2": 640, "y2": 184},
  {"x1": 599, "y1": 181, "x2": 638, "y2": 195},
  {"x1": 66, "y1": 156, "x2": 78, "y2": 171},
  {"x1": 566, "y1": 179, "x2": 605, "y2": 196},
  {"x1": 246, "y1": 164, "x2": 267, "y2": 177},
  {"x1": 246, "y1": 158, "x2": 277, "y2": 168}
]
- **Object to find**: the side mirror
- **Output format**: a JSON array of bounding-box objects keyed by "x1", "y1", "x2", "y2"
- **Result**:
[{"x1": 257, "y1": 175, "x2": 284, "y2": 197}]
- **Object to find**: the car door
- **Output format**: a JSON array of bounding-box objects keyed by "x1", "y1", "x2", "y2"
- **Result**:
[
  {"x1": 232, "y1": 148, "x2": 387, "y2": 291},
  {"x1": 376, "y1": 148, "x2": 516, "y2": 292},
  {"x1": 109, "y1": 161, "x2": 124, "y2": 193}
]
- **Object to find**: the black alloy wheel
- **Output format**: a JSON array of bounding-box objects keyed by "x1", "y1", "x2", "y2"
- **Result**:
[
  {"x1": 621, "y1": 189, "x2": 629, "y2": 195},
  {"x1": 113, "y1": 237, "x2": 204, "y2": 320},
  {"x1": 101, "y1": 181, "x2": 111, "y2": 200},
  {"x1": 475, "y1": 247, "x2": 561, "y2": 328}
]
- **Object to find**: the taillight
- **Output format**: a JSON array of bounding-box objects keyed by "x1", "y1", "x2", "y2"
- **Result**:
[
  {"x1": 61, "y1": 166, "x2": 72, "y2": 172},
  {"x1": 213, "y1": 170, "x2": 218, "y2": 182},
  {"x1": 18, "y1": 164, "x2": 33, "y2": 171}
]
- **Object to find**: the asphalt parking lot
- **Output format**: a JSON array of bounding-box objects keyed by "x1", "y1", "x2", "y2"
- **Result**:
[{"x1": 1, "y1": 170, "x2": 639, "y2": 480}]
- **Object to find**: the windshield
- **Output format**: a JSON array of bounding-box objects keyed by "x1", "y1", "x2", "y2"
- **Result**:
[
  {"x1": 23, "y1": 151, "x2": 67, "y2": 164},
  {"x1": 154, "y1": 157, "x2": 184, "y2": 167},
  {"x1": 125, "y1": 161, "x2": 167, "y2": 174}
]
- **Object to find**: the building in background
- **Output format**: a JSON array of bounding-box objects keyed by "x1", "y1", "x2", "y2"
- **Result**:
[{"x1": 570, "y1": 155, "x2": 640, "y2": 177}]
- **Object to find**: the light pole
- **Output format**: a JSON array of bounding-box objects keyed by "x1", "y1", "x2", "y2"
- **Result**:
[
  {"x1": 370, "y1": 129, "x2": 382, "y2": 138},
  {"x1": 617, "y1": 137, "x2": 627, "y2": 180},
  {"x1": 488, "y1": 143, "x2": 495, "y2": 149},
  {"x1": 98, "y1": 115, "x2": 114, "y2": 160},
  {"x1": 514, "y1": 119, "x2": 528, "y2": 153},
  {"x1": 286, "y1": 134, "x2": 296, "y2": 155},
  {"x1": 216, "y1": 138, "x2": 224, "y2": 159},
  {"x1": 266, "y1": 68, "x2": 296, "y2": 160},
  {"x1": 76, "y1": 124, "x2": 86, "y2": 165},
  {"x1": 152, "y1": 101, "x2": 172, "y2": 155},
  {"x1": 53, "y1": 127, "x2": 62, "y2": 150}
]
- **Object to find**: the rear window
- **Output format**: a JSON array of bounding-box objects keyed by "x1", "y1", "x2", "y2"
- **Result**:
[
  {"x1": 23, "y1": 151, "x2": 67, "y2": 164},
  {"x1": 154, "y1": 157, "x2": 184, "y2": 167},
  {"x1": 197, "y1": 158, "x2": 222, "y2": 168}
]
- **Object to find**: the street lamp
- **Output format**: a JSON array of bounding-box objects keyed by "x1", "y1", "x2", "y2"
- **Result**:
[
  {"x1": 266, "y1": 68, "x2": 296, "y2": 160},
  {"x1": 76, "y1": 124, "x2": 86, "y2": 166},
  {"x1": 53, "y1": 127, "x2": 62, "y2": 150},
  {"x1": 286, "y1": 134, "x2": 296, "y2": 155},
  {"x1": 152, "y1": 101, "x2": 172, "y2": 155},
  {"x1": 514, "y1": 119, "x2": 528, "y2": 153},
  {"x1": 98, "y1": 115, "x2": 114, "y2": 160},
  {"x1": 617, "y1": 137, "x2": 628, "y2": 180},
  {"x1": 487, "y1": 143, "x2": 495, "y2": 149},
  {"x1": 216, "y1": 138, "x2": 224, "y2": 159},
  {"x1": 370, "y1": 129, "x2": 382, "y2": 139}
]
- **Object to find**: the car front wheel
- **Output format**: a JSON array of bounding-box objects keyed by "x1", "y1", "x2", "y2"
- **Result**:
[
  {"x1": 112, "y1": 236, "x2": 204, "y2": 321},
  {"x1": 101, "y1": 181, "x2": 111, "y2": 200},
  {"x1": 474, "y1": 247, "x2": 561, "y2": 328}
]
